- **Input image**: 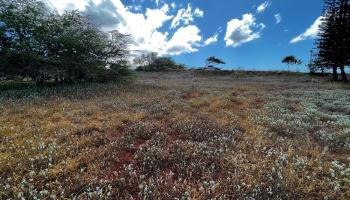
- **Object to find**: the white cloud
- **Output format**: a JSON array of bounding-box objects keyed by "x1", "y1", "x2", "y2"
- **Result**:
[
  {"x1": 203, "y1": 33, "x2": 219, "y2": 46},
  {"x1": 274, "y1": 13, "x2": 282, "y2": 24},
  {"x1": 47, "y1": 0, "x2": 89, "y2": 13},
  {"x1": 224, "y1": 13, "x2": 265, "y2": 47},
  {"x1": 47, "y1": 0, "x2": 204, "y2": 56},
  {"x1": 155, "y1": 0, "x2": 162, "y2": 6},
  {"x1": 256, "y1": 1, "x2": 271, "y2": 13},
  {"x1": 166, "y1": 25, "x2": 202, "y2": 55},
  {"x1": 194, "y1": 8, "x2": 204, "y2": 18},
  {"x1": 126, "y1": 5, "x2": 142, "y2": 12},
  {"x1": 171, "y1": 4, "x2": 204, "y2": 29},
  {"x1": 203, "y1": 27, "x2": 222, "y2": 46},
  {"x1": 290, "y1": 16, "x2": 323, "y2": 43}
]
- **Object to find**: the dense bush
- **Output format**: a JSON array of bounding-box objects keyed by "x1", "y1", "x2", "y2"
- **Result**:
[
  {"x1": 86, "y1": 61, "x2": 135, "y2": 83},
  {"x1": 135, "y1": 56, "x2": 185, "y2": 72},
  {"x1": 0, "y1": 0, "x2": 132, "y2": 86}
]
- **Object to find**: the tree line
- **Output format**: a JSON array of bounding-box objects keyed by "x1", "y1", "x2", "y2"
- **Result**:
[
  {"x1": 134, "y1": 52, "x2": 185, "y2": 72},
  {"x1": 312, "y1": 0, "x2": 350, "y2": 81},
  {"x1": 0, "y1": 0, "x2": 132, "y2": 86}
]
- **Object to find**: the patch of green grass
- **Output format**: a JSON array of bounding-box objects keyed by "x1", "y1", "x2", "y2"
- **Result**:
[{"x1": 0, "y1": 81, "x2": 36, "y2": 91}]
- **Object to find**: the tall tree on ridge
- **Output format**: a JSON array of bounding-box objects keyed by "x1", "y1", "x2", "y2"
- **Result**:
[
  {"x1": 315, "y1": 0, "x2": 350, "y2": 81},
  {"x1": 206, "y1": 56, "x2": 225, "y2": 67},
  {"x1": 282, "y1": 55, "x2": 302, "y2": 72}
]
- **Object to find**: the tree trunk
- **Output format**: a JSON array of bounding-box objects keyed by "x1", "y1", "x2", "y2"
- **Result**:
[
  {"x1": 340, "y1": 66, "x2": 348, "y2": 82},
  {"x1": 332, "y1": 66, "x2": 338, "y2": 81},
  {"x1": 35, "y1": 75, "x2": 46, "y2": 87}
]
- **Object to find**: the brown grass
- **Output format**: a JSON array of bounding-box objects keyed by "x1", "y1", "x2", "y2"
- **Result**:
[{"x1": 0, "y1": 71, "x2": 349, "y2": 199}]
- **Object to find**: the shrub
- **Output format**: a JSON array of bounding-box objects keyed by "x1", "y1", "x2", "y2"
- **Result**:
[
  {"x1": 0, "y1": 0, "x2": 132, "y2": 86},
  {"x1": 136, "y1": 57, "x2": 186, "y2": 72}
]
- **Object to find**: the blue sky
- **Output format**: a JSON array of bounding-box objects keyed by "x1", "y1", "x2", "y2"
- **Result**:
[
  {"x1": 48, "y1": 0, "x2": 324, "y2": 71},
  {"x1": 175, "y1": 0, "x2": 323, "y2": 71}
]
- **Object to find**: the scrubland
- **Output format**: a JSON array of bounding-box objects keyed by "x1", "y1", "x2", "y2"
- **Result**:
[{"x1": 1, "y1": 71, "x2": 350, "y2": 199}]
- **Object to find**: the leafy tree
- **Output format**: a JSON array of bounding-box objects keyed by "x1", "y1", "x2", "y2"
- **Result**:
[
  {"x1": 345, "y1": 1, "x2": 350, "y2": 67},
  {"x1": 147, "y1": 57, "x2": 184, "y2": 71},
  {"x1": 0, "y1": 0, "x2": 132, "y2": 85},
  {"x1": 206, "y1": 56, "x2": 225, "y2": 66},
  {"x1": 0, "y1": 0, "x2": 48, "y2": 81},
  {"x1": 105, "y1": 30, "x2": 130, "y2": 63},
  {"x1": 86, "y1": 61, "x2": 133, "y2": 83},
  {"x1": 282, "y1": 55, "x2": 302, "y2": 72},
  {"x1": 133, "y1": 52, "x2": 158, "y2": 67},
  {"x1": 315, "y1": 0, "x2": 350, "y2": 81},
  {"x1": 309, "y1": 56, "x2": 327, "y2": 74},
  {"x1": 135, "y1": 54, "x2": 185, "y2": 72},
  {"x1": 39, "y1": 10, "x2": 110, "y2": 83}
]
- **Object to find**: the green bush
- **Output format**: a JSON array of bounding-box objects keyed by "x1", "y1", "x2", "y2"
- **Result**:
[
  {"x1": 0, "y1": 0, "x2": 131, "y2": 86},
  {"x1": 138, "y1": 57, "x2": 185, "y2": 72},
  {"x1": 86, "y1": 62, "x2": 134, "y2": 83},
  {"x1": 110, "y1": 62, "x2": 134, "y2": 78}
]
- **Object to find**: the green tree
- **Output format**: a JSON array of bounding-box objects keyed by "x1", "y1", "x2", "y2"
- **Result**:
[
  {"x1": 133, "y1": 52, "x2": 158, "y2": 68},
  {"x1": 135, "y1": 54, "x2": 185, "y2": 72},
  {"x1": 282, "y1": 55, "x2": 302, "y2": 72},
  {"x1": 345, "y1": 0, "x2": 350, "y2": 68},
  {"x1": 0, "y1": 0, "x2": 48, "y2": 81},
  {"x1": 315, "y1": 0, "x2": 350, "y2": 81},
  {"x1": 147, "y1": 57, "x2": 182, "y2": 71},
  {"x1": 206, "y1": 56, "x2": 225, "y2": 67},
  {"x1": 0, "y1": 0, "x2": 131, "y2": 85}
]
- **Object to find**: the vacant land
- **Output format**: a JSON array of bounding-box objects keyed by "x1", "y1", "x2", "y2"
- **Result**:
[{"x1": 1, "y1": 71, "x2": 350, "y2": 199}]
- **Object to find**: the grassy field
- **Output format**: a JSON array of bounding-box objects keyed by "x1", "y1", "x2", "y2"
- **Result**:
[{"x1": 1, "y1": 71, "x2": 350, "y2": 199}]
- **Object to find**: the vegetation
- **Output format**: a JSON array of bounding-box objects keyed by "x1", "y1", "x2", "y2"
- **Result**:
[
  {"x1": 282, "y1": 55, "x2": 302, "y2": 72},
  {"x1": 135, "y1": 52, "x2": 185, "y2": 72},
  {"x1": 1, "y1": 71, "x2": 350, "y2": 199},
  {"x1": 206, "y1": 56, "x2": 226, "y2": 67},
  {"x1": 314, "y1": 0, "x2": 350, "y2": 81},
  {"x1": 1, "y1": 0, "x2": 350, "y2": 199},
  {"x1": 0, "y1": 0, "x2": 132, "y2": 85}
]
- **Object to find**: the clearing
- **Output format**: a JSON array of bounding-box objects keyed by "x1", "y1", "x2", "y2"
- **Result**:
[{"x1": 1, "y1": 71, "x2": 350, "y2": 199}]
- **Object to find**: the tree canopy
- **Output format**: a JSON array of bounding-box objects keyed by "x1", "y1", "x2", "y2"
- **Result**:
[
  {"x1": 206, "y1": 56, "x2": 226, "y2": 66},
  {"x1": 282, "y1": 55, "x2": 302, "y2": 71},
  {"x1": 0, "y1": 0, "x2": 132, "y2": 85},
  {"x1": 314, "y1": 0, "x2": 350, "y2": 81},
  {"x1": 135, "y1": 53, "x2": 185, "y2": 72}
]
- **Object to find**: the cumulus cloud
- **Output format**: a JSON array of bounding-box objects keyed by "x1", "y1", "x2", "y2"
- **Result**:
[
  {"x1": 203, "y1": 27, "x2": 222, "y2": 46},
  {"x1": 290, "y1": 16, "x2": 323, "y2": 43},
  {"x1": 274, "y1": 13, "x2": 282, "y2": 24},
  {"x1": 47, "y1": 0, "x2": 88, "y2": 13},
  {"x1": 194, "y1": 8, "x2": 204, "y2": 17},
  {"x1": 171, "y1": 4, "x2": 204, "y2": 29},
  {"x1": 256, "y1": 1, "x2": 271, "y2": 13},
  {"x1": 166, "y1": 25, "x2": 202, "y2": 55},
  {"x1": 204, "y1": 33, "x2": 219, "y2": 46},
  {"x1": 47, "y1": 0, "x2": 205, "y2": 56},
  {"x1": 126, "y1": 5, "x2": 142, "y2": 12},
  {"x1": 224, "y1": 13, "x2": 265, "y2": 47},
  {"x1": 83, "y1": 0, "x2": 123, "y2": 28},
  {"x1": 155, "y1": 0, "x2": 162, "y2": 6},
  {"x1": 203, "y1": 33, "x2": 219, "y2": 46}
]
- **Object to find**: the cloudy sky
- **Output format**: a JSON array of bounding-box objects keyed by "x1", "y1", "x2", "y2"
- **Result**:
[{"x1": 47, "y1": 0, "x2": 323, "y2": 71}]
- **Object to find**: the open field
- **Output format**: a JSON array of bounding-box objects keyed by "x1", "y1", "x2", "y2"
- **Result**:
[{"x1": 1, "y1": 71, "x2": 350, "y2": 199}]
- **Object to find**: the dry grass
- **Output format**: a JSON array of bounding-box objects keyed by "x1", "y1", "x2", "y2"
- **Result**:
[{"x1": 1, "y1": 71, "x2": 350, "y2": 199}]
